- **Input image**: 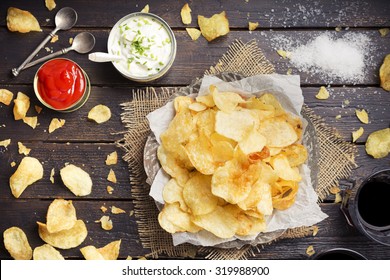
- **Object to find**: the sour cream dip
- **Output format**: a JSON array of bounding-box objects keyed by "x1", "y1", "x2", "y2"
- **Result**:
[{"x1": 108, "y1": 13, "x2": 176, "y2": 82}]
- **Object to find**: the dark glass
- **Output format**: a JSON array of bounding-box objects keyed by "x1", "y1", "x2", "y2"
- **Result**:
[{"x1": 314, "y1": 249, "x2": 366, "y2": 260}]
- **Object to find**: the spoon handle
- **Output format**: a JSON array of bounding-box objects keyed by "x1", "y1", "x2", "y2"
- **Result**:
[
  {"x1": 23, "y1": 47, "x2": 71, "y2": 70},
  {"x1": 12, "y1": 29, "x2": 60, "y2": 76}
]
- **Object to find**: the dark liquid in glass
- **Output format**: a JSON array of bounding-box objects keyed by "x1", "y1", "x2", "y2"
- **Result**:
[
  {"x1": 316, "y1": 252, "x2": 363, "y2": 260},
  {"x1": 357, "y1": 181, "x2": 390, "y2": 227}
]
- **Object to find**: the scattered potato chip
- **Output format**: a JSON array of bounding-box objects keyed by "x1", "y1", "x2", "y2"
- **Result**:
[
  {"x1": 99, "y1": 240, "x2": 122, "y2": 260},
  {"x1": 96, "y1": 216, "x2": 113, "y2": 231},
  {"x1": 140, "y1": 4, "x2": 149, "y2": 13},
  {"x1": 17, "y1": 142, "x2": 31, "y2": 155},
  {"x1": 334, "y1": 192, "x2": 342, "y2": 203},
  {"x1": 50, "y1": 168, "x2": 55, "y2": 183},
  {"x1": 312, "y1": 225, "x2": 319, "y2": 236},
  {"x1": 248, "y1": 21, "x2": 259, "y2": 31},
  {"x1": 69, "y1": 37, "x2": 73, "y2": 44},
  {"x1": 46, "y1": 199, "x2": 77, "y2": 233},
  {"x1": 50, "y1": 34, "x2": 59, "y2": 43},
  {"x1": 88, "y1": 105, "x2": 111, "y2": 124},
  {"x1": 11, "y1": 161, "x2": 16, "y2": 167},
  {"x1": 23, "y1": 116, "x2": 38, "y2": 129},
  {"x1": 352, "y1": 127, "x2": 364, "y2": 143},
  {"x1": 0, "y1": 89, "x2": 13, "y2": 105},
  {"x1": 105, "y1": 151, "x2": 118, "y2": 165},
  {"x1": 355, "y1": 109, "x2": 369, "y2": 124},
  {"x1": 35, "y1": 105, "x2": 43, "y2": 114},
  {"x1": 111, "y1": 206, "x2": 126, "y2": 214},
  {"x1": 335, "y1": 114, "x2": 342, "y2": 119},
  {"x1": 329, "y1": 186, "x2": 341, "y2": 195},
  {"x1": 186, "y1": 28, "x2": 202, "y2": 41},
  {"x1": 45, "y1": 0, "x2": 56, "y2": 11},
  {"x1": 0, "y1": 139, "x2": 11, "y2": 148},
  {"x1": 48, "y1": 118, "x2": 65, "y2": 133},
  {"x1": 379, "y1": 28, "x2": 390, "y2": 37},
  {"x1": 60, "y1": 164, "x2": 93, "y2": 196},
  {"x1": 3, "y1": 227, "x2": 32, "y2": 260},
  {"x1": 13, "y1": 92, "x2": 30, "y2": 120},
  {"x1": 107, "y1": 186, "x2": 114, "y2": 194},
  {"x1": 276, "y1": 49, "x2": 291, "y2": 59},
  {"x1": 380, "y1": 54, "x2": 390, "y2": 91},
  {"x1": 33, "y1": 244, "x2": 64, "y2": 260},
  {"x1": 315, "y1": 86, "x2": 330, "y2": 100},
  {"x1": 10, "y1": 157, "x2": 43, "y2": 198},
  {"x1": 306, "y1": 245, "x2": 315, "y2": 256},
  {"x1": 181, "y1": 3, "x2": 192, "y2": 25},
  {"x1": 100, "y1": 205, "x2": 108, "y2": 213},
  {"x1": 198, "y1": 11, "x2": 230, "y2": 42},
  {"x1": 80, "y1": 246, "x2": 105, "y2": 260},
  {"x1": 38, "y1": 220, "x2": 88, "y2": 249},
  {"x1": 107, "y1": 169, "x2": 117, "y2": 183},
  {"x1": 7, "y1": 7, "x2": 42, "y2": 33},
  {"x1": 365, "y1": 128, "x2": 390, "y2": 158},
  {"x1": 126, "y1": 256, "x2": 133, "y2": 260}
]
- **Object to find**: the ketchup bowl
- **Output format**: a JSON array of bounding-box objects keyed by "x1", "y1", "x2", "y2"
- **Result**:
[{"x1": 33, "y1": 58, "x2": 91, "y2": 112}]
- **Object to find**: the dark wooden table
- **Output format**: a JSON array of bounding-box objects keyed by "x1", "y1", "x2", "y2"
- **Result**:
[{"x1": 1, "y1": 0, "x2": 389, "y2": 260}]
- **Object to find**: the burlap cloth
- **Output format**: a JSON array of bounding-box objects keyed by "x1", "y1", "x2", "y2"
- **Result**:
[{"x1": 117, "y1": 39, "x2": 357, "y2": 259}]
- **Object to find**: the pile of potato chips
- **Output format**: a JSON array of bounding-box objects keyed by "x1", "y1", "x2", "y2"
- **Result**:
[{"x1": 157, "y1": 85, "x2": 308, "y2": 239}]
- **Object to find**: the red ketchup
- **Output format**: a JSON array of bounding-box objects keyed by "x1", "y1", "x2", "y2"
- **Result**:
[{"x1": 37, "y1": 59, "x2": 86, "y2": 110}]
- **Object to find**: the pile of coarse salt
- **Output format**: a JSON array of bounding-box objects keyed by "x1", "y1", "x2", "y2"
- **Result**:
[{"x1": 278, "y1": 33, "x2": 372, "y2": 84}]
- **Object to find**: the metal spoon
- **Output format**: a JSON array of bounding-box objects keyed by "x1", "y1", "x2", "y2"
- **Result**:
[
  {"x1": 88, "y1": 52, "x2": 123, "y2": 62},
  {"x1": 23, "y1": 32, "x2": 96, "y2": 70},
  {"x1": 12, "y1": 7, "x2": 78, "y2": 76}
]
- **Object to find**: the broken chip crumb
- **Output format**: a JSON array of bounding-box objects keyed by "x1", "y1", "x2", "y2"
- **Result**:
[
  {"x1": 35, "y1": 105, "x2": 43, "y2": 114},
  {"x1": 50, "y1": 168, "x2": 55, "y2": 184},
  {"x1": 107, "y1": 186, "x2": 114, "y2": 194},
  {"x1": 107, "y1": 169, "x2": 117, "y2": 183},
  {"x1": 48, "y1": 118, "x2": 65, "y2": 133},
  {"x1": 69, "y1": 37, "x2": 73, "y2": 44},
  {"x1": 312, "y1": 226, "x2": 319, "y2": 237},
  {"x1": 181, "y1": 3, "x2": 192, "y2": 25},
  {"x1": 126, "y1": 256, "x2": 133, "y2": 260},
  {"x1": 45, "y1": 0, "x2": 56, "y2": 11},
  {"x1": 23, "y1": 116, "x2": 38, "y2": 129},
  {"x1": 379, "y1": 28, "x2": 390, "y2": 37},
  {"x1": 306, "y1": 245, "x2": 315, "y2": 256},
  {"x1": 248, "y1": 21, "x2": 259, "y2": 31},
  {"x1": 50, "y1": 34, "x2": 59, "y2": 43},
  {"x1": 0, "y1": 139, "x2": 11, "y2": 148},
  {"x1": 100, "y1": 206, "x2": 108, "y2": 213},
  {"x1": 0, "y1": 89, "x2": 14, "y2": 105},
  {"x1": 334, "y1": 193, "x2": 342, "y2": 203},
  {"x1": 140, "y1": 4, "x2": 149, "y2": 13},
  {"x1": 315, "y1": 86, "x2": 330, "y2": 100},
  {"x1": 352, "y1": 127, "x2": 364, "y2": 142},
  {"x1": 138, "y1": 256, "x2": 147, "y2": 260},
  {"x1": 186, "y1": 28, "x2": 202, "y2": 41},
  {"x1": 111, "y1": 206, "x2": 126, "y2": 214},
  {"x1": 18, "y1": 142, "x2": 31, "y2": 155},
  {"x1": 335, "y1": 26, "x2": 342, "y2": 32},
  {"x1": 105, "y1": 151, "x2": 118, "y2": 165},
  {"x1": 276, "y1": 49, "x2": 291, "y2": 59},
  {"x1": 11, "y1": 161, "x2": 16, "y2": 167},
  {"x1": 286, "y1": 68, "x2": 292, "y2": 75},
  {"x1": 129, "y1": 210, "x2": 134, "y2": 217},
  {"x1": 355, "y1": 109, "x2": 369, "y2": 124},
  {"x1": 96, "y1": 216, "x2": 113, "y2": 231},
  {"x1": 335, "y1": 114, "x2": 342, "y2": 119},
  {"x1": 329, "y1": 186, "x2": 341, "y2": 195}
]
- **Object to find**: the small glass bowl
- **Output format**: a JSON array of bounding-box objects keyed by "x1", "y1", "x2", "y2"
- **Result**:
[
  {"x1": 107, "y1": 12, "x2": 177, "y2": 82},
  {"x1": 33, "y1": 58, "x2": 91, "y2": 113}
]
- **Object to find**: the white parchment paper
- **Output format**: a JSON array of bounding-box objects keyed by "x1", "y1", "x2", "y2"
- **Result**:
[{"x1": 146, "y1": 74, "x2": 328, "y2": 247}]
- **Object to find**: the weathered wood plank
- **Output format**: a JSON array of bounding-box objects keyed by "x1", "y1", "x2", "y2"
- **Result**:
[
  {"x1": 1, "y1": 0, "x2": 389, "y2": 28},
  {"x1": 1, "y1": 29, "x2": 389, "y2": 86}
]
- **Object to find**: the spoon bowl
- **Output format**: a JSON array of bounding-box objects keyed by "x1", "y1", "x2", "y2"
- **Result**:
[{"x1": 55, "y1": 7, "x2": 78, "y2": 31}]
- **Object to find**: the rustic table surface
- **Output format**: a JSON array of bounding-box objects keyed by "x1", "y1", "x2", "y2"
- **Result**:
[{"x1": 1, "y1": 0, "x2": 390, "y2": 260}]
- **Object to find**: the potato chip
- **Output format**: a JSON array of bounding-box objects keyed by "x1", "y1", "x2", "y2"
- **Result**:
[
  {"x1": 111, "y1": 206, "x2": 126, "y2": 214},
  {"x1": 7, "y1": 7, "x2": 42, "y2": 33},
  {"x1": 212, "y1": 140, "x2": 234, "y2": 162},
  {"x1": 211, "y1": 85, "x2": 244, "y2": 113},
  {"x1": 107, "y1": 186, "x2": 114, "y2": 194},
  {"x1": 185, "y1": 133, "x2": 216, "y2": 175},
  {"x1": 181, "y1": 3, "x2": 192, "y2": 25},
  {"x1": 281, "y1": 144, "x2": 308, "y2": 167},
  {"x1": 379, "y1": 28, "x2": 390, "y2": 37},
  {"x1": 3, "y1": 227, "x2": 32, "y2": 260},
  {"x1": 162, "y1": 178, "x2": 188, "y2": 211},
  {"x1": 140, "y1": 4, "x2": 149, "y2": 13},
  {"x1": 248, "y1": 22, "x2": 259, "y2": 31},
  {"x1": 238, "y1": 180, "x2": 273, "y2": 216},
  {"x1": 215, "y1": 109, "x2": 258, "y2": 142},
  {"x1": 245, "y1": 96, "x2": 275, "y2": 112},
  {"x1": 105, "y1": 151, "x2": 118, "y2": 165},
  {"x1": 276, "y1": 49, "x2": 291, "y2": 59},
  {"x1": 380, "y1": 54, "x2": 390, "y2": 91},
  {"x1": 97, "y1": 215, "x2": 113, "y2": 230},
  {"x1": 97, "y1": 240, "x2": 121, "y2": 260},
  {"x1": 45, "y1": 0, "x2": 56, "y2": 11},
  {"x1": 186, "y1": 28, "x2": 202, "y2": 41},
  {"x1": 352, "y1": 127, "x2": 364, "y2": 143},
  {"x1": 107, "y1": 168, "x2": 117, "y2": 183},
  {"x1": 10, "y1": 156, "x2": 44, "y2": 198},
  {"x1": 60, "y1": 164, "x2": 93, "y2": 196},
  {"x1": 189, "y1": 102, "x2": 207, "y2": 112},
  {"x1": 88, "y1": 105, "x2": 111, "y2": 124},
  {"x1": 312, "y1": 225, "x2": 319, "y2": 236},
  {"x1": 183, "y1": 172, "x2": 218, "y2": 215},
  {"x1": 35, "y1": 105, "x2": 43, "y2": 114},
  {"x1": 173, "y1": 96, "x2": 193, "y2": 113},
  {"x1": 272, "y1": 180, "x2": 299, "y2": 210},
  {"x1": 50, "y1": 168, "x2": 55, "y2": 184},
  {"x1": 224, "y1": 204, "x2": 266, "y2": 236},
  {"x1": 0, "y1": 139, "x2": 11, "y2": 148},
  {"x1": 0, "y1": 89, "x2": 13, "y2": 105},
  {"x1": 315, "y1": 86, "x2": 330, "y2": 100},
  {"x1": 48, "y1": 118, "x2": 65, "y2": 133},
  {"x1": 80, "y1": 246, "x2": 105, "y2": 260},
  {"x1": 238, "y1": 127, "x2": 267, "y2": 155},
  {"x1": 365, "y1": 128, "x2": 390, "y2": 158},
  {"x1": 355, "y1": 109, "x2": 369, "y2": 124},
  {"x1": 258, "y1": 93, "x2": 286, "y2": 116},
  {"x1": 306, "y1": 245, "x2": 315, "y2": 256},
  {"x1": 101, "y1": 205, "x2": 108, "y2": 213},
  {"x1": 158, "y1": 207, "x2": 185, "y2": 233},
  {"x1": 23, "y1": 116, "x2": 38, "y2": 129},
  {"x1": 46, "y1": 199, "x2": 77, "y2": 233},
  {"x1": 258, "y1": 117, "x2": 298, "y2": 147},
  {"x1": 17, "y1": 142, "x2": 31, "y2": 155},
  {"x1": 159, "y1": 203, "x2": 201, "y2": 233},
  {"x1": 248, "y1": 147, "x2": 271, "y2": 164},
  {"x1": 38, "y1": 220, "x2": 88, "y2": 249},
  {"x1": 195, "y1": 109, "x2": 216, "y2": 138},
  {"x1": 13, "y1": 92, "x2": 30, "y2": 120},
  {"x1": 193, "y1": 206, "x2": 238, "y2": 238},
  {"x1": 198, "y1": 11, "x2": 230, "y2": 42},
  {"x1": 10, "y1": 161, "x2": 16, "y2": 167},
  {"x1": 158, "y1": 145, "x2": 190, "y2": 186},
  {"x1": 270, "y1": 154, "x2": 302, "y2": 182},
  {"x1": 196, "y1": 94, "x2": 215, "y2": 108},
  {"x1": 33, "y1": 244, "x2": 64, "y2": 260},
  {"x1": 50, "y1": 34, "x2": 59, "y2": 43}
]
